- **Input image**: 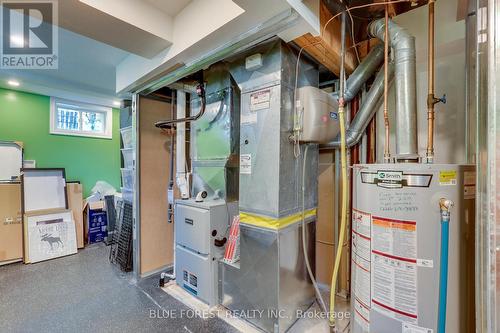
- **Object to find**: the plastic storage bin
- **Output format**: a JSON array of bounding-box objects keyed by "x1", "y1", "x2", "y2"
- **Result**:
[
  {"x1": 120, "y1": 126, "x2": 133, "y2": 149},
  {"x1": 121, "y1": 148, "x2": 134, "y2": 169},
  {"x1": 121, "y1": 187, "x2": 133, "y2": 202},
  {"x1": 120, "y1": 168, "x2": 134, "y2": 189}
]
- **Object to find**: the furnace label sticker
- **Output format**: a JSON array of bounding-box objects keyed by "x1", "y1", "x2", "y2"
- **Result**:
[
  {"x1": 351, "y1": 209, "x2": 372, "y2": 328},
  {"x1": 182, "y1": 269, "x2": 198, "y2": 296},
  {"x1": 241, "y1": 112, "x2": 258, "y2": 125},
  {"x1": 240, "y1": 154, "x2": 252, "y2": 175},
  {"x1": 371, "y1": 216, "x2": 418, "y2": 324},
  {"x1": 439, "y1": 170, "x2": 457, "y2": 186},
  {"x1": 250, "y1": 89, "x2": 271, "y2": 111}
]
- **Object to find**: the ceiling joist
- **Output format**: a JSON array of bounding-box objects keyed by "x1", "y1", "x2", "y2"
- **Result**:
[{"x1": 294, "y1": 1, "x2": 357, "y2": 76}]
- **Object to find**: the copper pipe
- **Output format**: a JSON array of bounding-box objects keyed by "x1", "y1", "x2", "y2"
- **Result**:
[
  {"x1": 368, "y1": 117, "x2": 376, "y2": 163},
  {"x1": 426, "y1": 0, "x2": 436, "y2": 162},
  {"x1": 383, "y1": 5, "x2": 391, "y2": 162}
]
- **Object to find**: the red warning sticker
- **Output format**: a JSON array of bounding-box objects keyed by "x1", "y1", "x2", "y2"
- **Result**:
[{"x1": 371, "y1": 216, "x2": 418, "y2": 323}]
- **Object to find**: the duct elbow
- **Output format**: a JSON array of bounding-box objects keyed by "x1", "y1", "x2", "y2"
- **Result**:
[
  {"x1": 368, "y1": 19, "x2": 414, "y2": 49},
  {"x1": 319, "y1": 129, "x2": 360, "y2": 149},
  {"x1": 345, "y1": 129, "x2": 360, "y2": 147}
]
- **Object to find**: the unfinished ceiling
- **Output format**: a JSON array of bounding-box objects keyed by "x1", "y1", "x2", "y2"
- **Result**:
[{"x1": 295, "y1": 0, "x2": 429, "y2": 77}]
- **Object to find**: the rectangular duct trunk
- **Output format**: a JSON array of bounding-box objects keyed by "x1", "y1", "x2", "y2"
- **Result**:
[
  {"x1": 221, "y1": 39, "x2": 319, "y2": 333},
  {"x1": 230, "y1": 39, "x2": 319, "y2": 218}
]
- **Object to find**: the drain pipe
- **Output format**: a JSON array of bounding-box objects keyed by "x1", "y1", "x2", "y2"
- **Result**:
[
  {"x1": 155, "y1": 84, "x2": 206, "y2": 128},
  {"x1": 369, "y1": 18, "x2": 418, "y2": 161},
  {"x1": 167, "y1": 90, "x2": 176, "y2": 223},
  {"x1": 321, "y1": 62, "x2": 395, "y2": 149},
  {"x1": 162, "y1": 90, "x2": 190, "y2": 285},
  {"x1": 175, "y1": 91, "x2": 190, "y2": 199}
]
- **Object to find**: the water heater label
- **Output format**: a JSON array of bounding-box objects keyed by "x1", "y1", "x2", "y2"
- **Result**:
[
  {"x1": 371, "y1": 216, "x2": 418, "y2": 324},
  {"x1": 240, "y1": 154, "x2": 252, "y2": 174},
  {"x1": 352, "y1": 209, "x2": 372, "y2": 329},
  {"x1": 402, "y1": 322, "x2": 433, "y2": 333},
  {"x1": 416, "y1": 259, "x2": 434, "y2": 268},
  {"x1": 376, "y1": 170, "x2": 403, "y2": 189},
  {"x1": 439, "y1": 170, "x2": 457, "y2": 186},
  {"x1": 354, "y1": 298, "x2": 370, "y2": 331}
]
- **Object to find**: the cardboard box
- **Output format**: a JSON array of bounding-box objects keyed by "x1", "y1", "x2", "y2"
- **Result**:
[
  {"x1": 67, "y1": 183, "x2": 84, "y2": 248},
  {"x1": 316, "y1": 241, "x2": 334, "y2": 285},
  {"x1": 0, "y1": 183, "x2": 23, "y2": 265},
  {"x1": 85, "y1": 201, "x2": 107, "y2": 244},
  {"x1": 317, "y1": 162, "x2": 335, "y2": 243}
]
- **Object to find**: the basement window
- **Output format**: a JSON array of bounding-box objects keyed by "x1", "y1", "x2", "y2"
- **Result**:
[{"x1": 50, "y1": 98, "x2": 113, "y2": 139}]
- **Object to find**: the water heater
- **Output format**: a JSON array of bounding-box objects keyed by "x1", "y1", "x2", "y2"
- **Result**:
[{"x1": 351, "y1": 164, "x2": 475, "y2": 333}]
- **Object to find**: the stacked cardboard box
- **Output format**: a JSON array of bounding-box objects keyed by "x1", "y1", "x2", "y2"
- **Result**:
[
  {"x1": 67, "y1": 183, "x2": 84, "y2": 248},
  {"x1": 0, "y1": 183, "x2": 23, "y2": 266}
]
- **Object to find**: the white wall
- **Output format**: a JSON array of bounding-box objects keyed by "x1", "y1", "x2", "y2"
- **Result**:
[
  {"x1": 115, "y1": 0, "x2": 320, "y2": 93},
  {"x1": 376, "y1": 0, "x2": 466, "y2": 164}
]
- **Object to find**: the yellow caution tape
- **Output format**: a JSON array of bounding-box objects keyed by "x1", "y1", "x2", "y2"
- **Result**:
[{"x1": 239, "y1": 209, "x2": 317, "y2": 230}]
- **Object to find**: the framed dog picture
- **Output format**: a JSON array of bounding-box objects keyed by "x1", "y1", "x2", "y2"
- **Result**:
[{"x1": 24, "y1": 209, "x2": 77, "y2": 263}]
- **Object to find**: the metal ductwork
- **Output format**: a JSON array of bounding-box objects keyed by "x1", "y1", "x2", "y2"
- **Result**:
[
  {"x1": 321, "y1": 63, "x2": 395, "y2": 149},
  {"x1": 342, "y1": 43, "x2": 385, "y2": 102},
  {"x1": 369, "y1": 18, "x2": 418, "y2": 160}
]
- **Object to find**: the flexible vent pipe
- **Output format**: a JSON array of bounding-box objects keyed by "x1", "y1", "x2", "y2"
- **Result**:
[
  {"x1": 333, "y1": 43, "x2": 385, "y2": 102},
  {"x1": 369, "y1": 18, "x2": 418, "y2": 161},
  {"x1": 321, "y1": 62, "x2": 395, "y2": 149}
]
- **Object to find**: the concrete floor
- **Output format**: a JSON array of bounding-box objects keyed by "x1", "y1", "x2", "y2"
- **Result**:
[
  {"x1": 0, "y1": 243, "x2": 236, "y2": 333},
  {"x1": 162, "y1": 281, "x2": 351, "y2": 333},
  {"x1": 0, "y1": 243, "x2": 350, "y2": 333}
]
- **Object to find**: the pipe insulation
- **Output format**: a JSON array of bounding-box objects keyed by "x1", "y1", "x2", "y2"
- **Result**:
[
  {"x1": 321, "y1": 62, "x2": 395, "y2": 149},
  {"x1": 369, "y1": 18, "x2": 418, "y2": 160}
]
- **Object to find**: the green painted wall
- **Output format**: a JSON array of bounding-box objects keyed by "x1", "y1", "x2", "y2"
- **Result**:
[{"x1": 0, "y1": 88, "x2": 121, "y2": 197}]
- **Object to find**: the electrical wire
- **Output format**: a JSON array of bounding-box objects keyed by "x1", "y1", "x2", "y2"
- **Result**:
[
  {"x1": 321, "y1": 0, "x2": 412, "y2": 37},
  {"x1": 301, "y1": 144, "x2": 328, "y2": 314},
  {"x1": 347, "y1": 10, "x2": 361, "y2": 64},
  {"x1": 293, "y1": 43, "x2": 320, "y2": 159}
]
